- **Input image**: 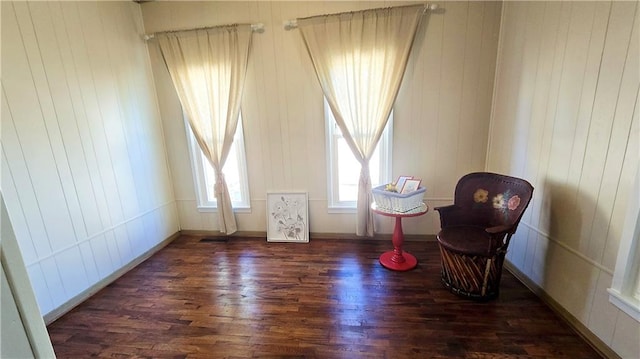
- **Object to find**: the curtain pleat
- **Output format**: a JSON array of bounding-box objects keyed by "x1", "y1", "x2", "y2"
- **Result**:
[
  {"x1": 298, "y1": 6, "x2": 423, "y2": 236},
  {"x1": 158, "y1": 25, "x2": 253, "y2": 234}
]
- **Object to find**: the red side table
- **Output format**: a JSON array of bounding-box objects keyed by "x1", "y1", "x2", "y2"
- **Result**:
[{"x1": 372, "y1": 202, "x2": 429, "y2": 271}]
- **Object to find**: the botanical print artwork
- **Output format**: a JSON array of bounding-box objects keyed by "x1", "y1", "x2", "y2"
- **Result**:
[{"x1": 270, "y1": 195, "x2": 306, "y2": 241}]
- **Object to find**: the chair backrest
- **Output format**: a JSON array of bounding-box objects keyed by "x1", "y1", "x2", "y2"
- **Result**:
[{"x1": 453, "y1": 172, "x2": 534, "y2": 232}]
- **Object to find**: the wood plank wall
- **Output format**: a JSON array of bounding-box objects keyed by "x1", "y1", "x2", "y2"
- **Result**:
[
  {"x1": 141, "y1": 1, "x2": 502, "y2": 236},
  {"x1": 1, "y1": 1, "x2": 178, "y2": 317},
  {"x1": 487, "y1": 1, "x2": 639, "y2": 357}
]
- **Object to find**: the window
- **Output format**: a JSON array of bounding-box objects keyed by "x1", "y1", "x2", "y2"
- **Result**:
[
  {"x1": 608, "y1": 165, "x2": 640, "y2": 322},
  {"x1": 185, "y1": 114, "x2": 251, "y2": 211},
  {"x1": 325, "y1": 100, "x2": 393, "y2": 210}
]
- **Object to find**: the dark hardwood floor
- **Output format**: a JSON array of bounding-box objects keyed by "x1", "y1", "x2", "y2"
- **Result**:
[{"x1": 47, "y1": 235, "x2": 602, "y2": 358}]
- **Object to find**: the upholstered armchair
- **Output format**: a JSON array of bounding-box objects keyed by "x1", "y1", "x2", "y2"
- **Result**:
[{"x1": 435, "y1": 172, "x2": 534, "y2": 300}]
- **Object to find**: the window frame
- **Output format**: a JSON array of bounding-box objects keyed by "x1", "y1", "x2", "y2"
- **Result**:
[
  {"x1": 184, "y1": 113, "x2": 251, "y2": 212},
  {"x1": 608, "y1": 164, "x2": 640, "y2": 322},
  {"x1": 324, "y1": 99, "x2": 393, "y2": 212}
]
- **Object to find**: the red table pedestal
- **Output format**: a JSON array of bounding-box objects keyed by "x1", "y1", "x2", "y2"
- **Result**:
[{"x1": 372, "y1": 203, "x2": 428, "y2": 272}]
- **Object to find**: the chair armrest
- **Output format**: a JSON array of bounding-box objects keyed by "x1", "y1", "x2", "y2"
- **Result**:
[
  {"x1": 434, "y1": 204, "x2": 458, "y2": 213},
  {"x1": 434, "y1": 205, "x2": 463, "y2": 228},
  {"x1": 485, "y1": 225, "x2": 512, "y2": 234}
]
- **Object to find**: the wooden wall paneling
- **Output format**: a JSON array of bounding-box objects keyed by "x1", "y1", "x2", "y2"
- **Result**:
[
  {"x1": 81, "y1": 2, "x2": 141, "y2": 265},
  {"x1": 99, "y1": 1, "x2": 147, "y2": 213},
  {"x1": 54, "y1": 247, "x2": 90, "y2": 299},
  {"x1": 545, "y1": 3, "x2": 596, "y2": 185},
  {"x1": 132, "y1": 4, "x2": 176, "y2": 212},
  {"x1": 3, "y1": 0, "x2": 178, "y2": 317},
  {"x1": 0, "y1": 39, "x2": 53, "y2": 267},
  {"x1": 61, "y1": 2, "x2": 118, "y2": 229},
  {"x1": 0, "y1": 149, "x2": 39, "y2": 266},
  {"x1": 272, "y1": 2, "x2": 295, "y2": 190},
  {"x1": 89, "y1": 233, "x2": 116, "y2": 280},
  {"x1": 531, "y1": 2, "x2": 572, "y2": 235},
  {"x1": 85, "y1": 0, "x2": 136, "y2": 225},
  {"x1": 508, "y1": 2, "x2": 546, "y2": 180},
  {"x1": 472, "y1": 2, "x2": 500, "y2": 176},
  {"x1": 492, "y1": 2, "x2": 529, "y2": 175},
  {"x1": 78, "y1": 2, "x2": 137, "y2": 225},
  {"x1": 39, "y1": 2, "x2": 105, "y2": 238},
  {"x1": 258, "y1": 2, "x2": 286, "y2": 191},
  {"x1": 128, "y1": 218, "x2": 148, "y2": 257},
  {"x1": 602, "y1": 94, "x2": 639, "y2": 270},
  {"x1": 38, "y1": 257, "x2": 66, "y2": 310},
  {"x1": 54, "y1": 2, "x2": 112, "y2": 232},
  {"x1": 282, "y1": 2, "x2": 311, "y2": 192},
  {"x1": 7, "y1": 3, "x2": 77, "y2": 254},
  {"x1": 506, "y1": 2, "x2": 553, "y2": 270},
  {"x1": 24, "y1": 264, "x2": 55, "y2": 316},
  {"x1": 103, "y1": 230, "x2": 123, "y2": 269},
  {"x1": 413, "y1": 5, "x2": 443, "y2": 198},
  {"x1": 516, "y1": 2, "x2": 561, "y2": 238},
  {"x1": 489, "y1": 0, "x2": 538, "y2": 265},
  {"x1": 166, "y1": 203, "x2": 180, "y2": 237},
  {"x1": 489, "y1": 2, "x2": 640, "y2": 356},
  {"x1": 455, "y1": 1, "x2": 483, "y2": 178},
  {"x1": 515, "y1": 2, "x2": 552, "y2": 230},
  {"x1": 577, "y1": 1, "x2": 636, "y2": 259},
  {"x1": 106, "y1": 1, "x2": 171, "y2": 248},
  {"x1": 566, "y1": 2, "x2": 612, "y2": 201},
  {"x1": 491, "y1": 2, "x2": 539, "y2": 270},
  {"x1": 394, "y1": 3, "x2": 425, "y2": 182},
  {"x1": 77, "y1": 241, "x2": 100, "y2": 285},
  {"x1": 146, "y1": 43, "x2": 193, "y2": 201},
  {"x1": 1, "y1": 95, "x2": 47, "y2": 264},
  {"x1": 592, "y1": 7, "x2": 638, "y2": 267},
  {"x1": 23, "y1": 2, "x2": 89, "y2": 243},
  {"x1": 433, "y1": 2, "x2": 466, "y2": 197},
  {"x1": 548, "y1": 2, "x2": 602, "y2": 250},
  {"x1": 239, "y1": 3, "x2": 266, "y2": 207}
]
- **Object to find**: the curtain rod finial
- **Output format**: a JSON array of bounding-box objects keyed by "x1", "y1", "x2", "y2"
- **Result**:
[
  {"x1": 427, "y1": 3, "x2": 439, "y2": 11},
  {"x1": 283, "y1": 19, "x2": 298, "y2": 31},
  {"x1": 251, "y1": 23, "x2": 265, "y2": 33}
]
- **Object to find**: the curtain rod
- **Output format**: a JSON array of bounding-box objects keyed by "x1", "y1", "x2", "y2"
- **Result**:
[
  {"x1": 144, "y1": 23, "x2": 265, "y2": 41},
  {"x1": 283, "y1": 3, "x2": 439, "y2": 31}
]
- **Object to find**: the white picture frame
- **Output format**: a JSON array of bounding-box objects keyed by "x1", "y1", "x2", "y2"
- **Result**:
[
  {"x1": 267, "y1": 192, "x2": 309, "y2": 242},
  {"x1": 401, "y1": 179, "x2": 421, "y2": 194},
  {"x1": 395, "y1": 175, "x2": 413, "y2": 193}
]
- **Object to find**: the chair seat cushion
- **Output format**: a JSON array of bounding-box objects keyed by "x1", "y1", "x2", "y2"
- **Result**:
[{"x1": 437, "y1": 225, "x2": 496, "y2": 257}]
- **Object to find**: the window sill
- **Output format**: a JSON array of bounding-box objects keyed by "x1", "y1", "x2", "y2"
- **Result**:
[
  {"x1": 197, "y1": 206, "x2": 252, "y2": 214},
  {"x1": 607, "y1": 288, "x2": 640, "y2": 322},
  {"x1": 327, "y1": 206, "x2": 357, "y2": 214}
]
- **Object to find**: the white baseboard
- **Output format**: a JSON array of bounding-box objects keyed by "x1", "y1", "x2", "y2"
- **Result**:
[
  {"x1": 43, "y1": 231, "x2": 181, "y2": 325},
  {"x1": 179, "y1": 229, "x2": 437, "y2": 242},
  {"x1": 504, "y1": 261, "x2": 620, "y2": 359}
]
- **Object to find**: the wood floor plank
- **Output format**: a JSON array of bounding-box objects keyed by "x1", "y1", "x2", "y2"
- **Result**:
[{"x1": 47, "y1": 236, "x2": 602, "y2": 358}]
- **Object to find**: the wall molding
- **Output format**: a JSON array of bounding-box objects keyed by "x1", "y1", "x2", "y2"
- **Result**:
[
  {"x1": 43, "y1": 231, "x2": 181, "y2": 325},
  {"x1": 505, "y1": 261, "x2": 620, "y2": 359},
  {"x1": 26, "y1": 201, "x2": 176, "y2": 268},
  {"x1": 175, "y1": 197, "x2": 454, "y2": 203},
  {"x1": 520, "y1": 221, "x2": 614, "y2": 275},
  {"x1": 179, "y1": 229, "x2": 437, "y2": 242}
]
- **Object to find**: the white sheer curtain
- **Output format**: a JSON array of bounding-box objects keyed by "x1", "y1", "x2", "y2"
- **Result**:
[
  {"x1": 298, "y1": 5, "x2": 423, "y2": 236},
  {"x1": 157, "y1": 25, "x2": 253, "y2": 234}
]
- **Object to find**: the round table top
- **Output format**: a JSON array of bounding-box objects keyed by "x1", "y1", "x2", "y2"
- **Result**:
[{"x1": 371, "y1": 202, "x2": 428, "y2": 218}]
